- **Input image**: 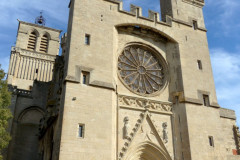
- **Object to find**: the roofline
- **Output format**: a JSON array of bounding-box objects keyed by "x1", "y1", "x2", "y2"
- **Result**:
[{"x1": 17, "y1": 20, "x2": 62, "y2": 33}]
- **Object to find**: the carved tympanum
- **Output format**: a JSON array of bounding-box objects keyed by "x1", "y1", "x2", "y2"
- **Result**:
[{"x1": 118, "y1": 45, "x2": 165, "y2": 95}]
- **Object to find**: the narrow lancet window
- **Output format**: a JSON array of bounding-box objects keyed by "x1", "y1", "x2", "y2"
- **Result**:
[
  {"x1": 203, "y1": 95, "x2": 210, "y2": 106},
  {"x1": 85, "y1": 34, "x2": 90, "y2": 45},
  {"x1": 193, "y1": 20, "x2": 198, "y2": 30},
  {"x1": 208, "y1": 136, "x2": 214, "y2": 147},
  {"x1": 82, "y1": 71, "x2": 90, "y2": 85},
  {"x1": 78, "y1": 124, "x2": 85, "y2": 138},
  {"x1": 197, "y1": 60, "x2": 202, "y2": 70}
]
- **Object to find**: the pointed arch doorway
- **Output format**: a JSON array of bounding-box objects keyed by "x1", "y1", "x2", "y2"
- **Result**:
[{"x1": 124, "y1": 142, "x2": 172, "y2": 160}]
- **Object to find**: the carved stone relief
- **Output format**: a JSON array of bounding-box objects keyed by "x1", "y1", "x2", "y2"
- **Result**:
[
  {"x1": 118, "y1": 95, "x2": 172, "y2": 113},
  {"x1": 123, "y1": 117, "x2": 131, "y2": 139},
  {"x1": 12, "y1": 47, "x2": 56, "y2": 61},
  {"x1": 119, "y1": 111, "x2": 171, "y2": 160},
  {"x1": 162, "y1": 122, "x2": 168, "y2": 143}
]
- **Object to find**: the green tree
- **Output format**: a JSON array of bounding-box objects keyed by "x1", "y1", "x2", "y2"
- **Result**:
[{"x1": 0, "y1": 65, "x2": 12, "y2": 160}]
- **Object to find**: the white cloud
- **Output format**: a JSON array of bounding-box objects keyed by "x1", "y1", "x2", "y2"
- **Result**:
[{"x1": 210, "y1": 48, "x2": 240, "y2": 125}]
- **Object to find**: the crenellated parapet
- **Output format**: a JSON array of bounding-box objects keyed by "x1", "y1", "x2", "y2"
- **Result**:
[
  {"x1": 103, "y1": 0, "x2": 207, "y2": 31},
  {"x1": 104, "y1": 0, "x2": 171, "y2": 26}
]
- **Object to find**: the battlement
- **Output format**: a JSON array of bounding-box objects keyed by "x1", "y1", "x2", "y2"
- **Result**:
[
  {"x1": 104, "y1": 0, "x2": 169, "y2": 25},
  {"x1": 103, "y1": 0, "x2": 206, "y2": 31}
]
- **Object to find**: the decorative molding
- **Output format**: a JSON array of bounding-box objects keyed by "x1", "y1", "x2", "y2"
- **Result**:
[
  {"x1": 119, "y1": 112, "x2": 145, "y2": 159},
  {"x1": 12, "y1": 47, "x2": 56, "y2": 61},
  {"x1": 117, "y1": 26, "x2": 169, "y2": 43},
  {"x1": 16, "y1": 89, "x2": 32, "y2": 98},
  {"x1": 9, "y1": 85, "x2": 32, "y2": 98},
  {"x1": 118, "y1": 95, "x2": 172, "y2": 114}
]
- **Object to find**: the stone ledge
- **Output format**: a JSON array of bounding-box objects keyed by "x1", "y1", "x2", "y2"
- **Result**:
[
  {"x1": 172, "y1": 91, "x2": 220, "y2": 108},
  {"x1": 220, "y1": 108, "x2": 236, "y2": 120},
  {"x1": 18, "y1": 20, "x2": 62, "y2": 32},
  {"x1": 90, "y1": 80, "x2": 115, "y2": 90}
]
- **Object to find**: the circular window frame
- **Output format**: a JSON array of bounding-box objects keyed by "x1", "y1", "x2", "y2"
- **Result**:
[{"x1": 117, "y1": 43, "x2": 169, "y2": 97}]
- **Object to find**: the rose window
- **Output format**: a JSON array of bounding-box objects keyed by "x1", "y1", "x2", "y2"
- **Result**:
[{"x1": 118, "y1": 46, "x2": 165, "y2": 95}]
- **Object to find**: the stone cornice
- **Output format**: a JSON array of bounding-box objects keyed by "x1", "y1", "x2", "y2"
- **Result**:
[
  {"x1": 118, "y1": 94, "x2": 172, "y2": 114},
  {"x1": 12, "y1": 47, "x2": 56, "y2": 61},
  {"x1": 18, "y1": 20, "x2": 62, "y2": 33}
]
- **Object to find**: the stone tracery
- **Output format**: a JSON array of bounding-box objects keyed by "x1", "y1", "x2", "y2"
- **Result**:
[{"x1": 118, "y1": 45, "x2": 165, "y2": 95}]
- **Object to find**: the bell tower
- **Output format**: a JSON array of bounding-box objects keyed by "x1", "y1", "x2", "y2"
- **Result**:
[
  {"x1": 7, "y1": 13, "x2": 61, "y2": 90},
  {"x1": 6, "y1": 14, "x2": 61, "y2": 160}
]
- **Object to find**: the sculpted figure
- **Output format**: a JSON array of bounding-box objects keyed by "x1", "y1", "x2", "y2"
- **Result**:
[
  {"x1": 123, "y1": 117, "x2": 130, "y2": 139},
  {"x1": 162, "y1": 122, "x2": 168, "y2": 143}
]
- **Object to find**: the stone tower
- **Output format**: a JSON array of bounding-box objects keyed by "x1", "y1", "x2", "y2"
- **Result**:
[
  {"x1": 6, "y1": 21, "x2": 61, "y2": 160},
  {"x1": 37, "y1": 0, "x2": 239, "y2": 160},
  {"x1": 7, "y1": 20, "x2": 61, "y2": 90},
  {"x1": 6, "y1": 0, "x2": 240, "y2": 160}
]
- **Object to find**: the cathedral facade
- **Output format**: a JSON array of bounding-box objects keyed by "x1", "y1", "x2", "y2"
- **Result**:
[{"x1": 5, "y1": 0, "x2": 240, "y2": 160}]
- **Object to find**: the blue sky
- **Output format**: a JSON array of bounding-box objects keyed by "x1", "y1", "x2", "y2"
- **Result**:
[{"x1": 0, "y1": 0, "x2": 239, "y2": 125}]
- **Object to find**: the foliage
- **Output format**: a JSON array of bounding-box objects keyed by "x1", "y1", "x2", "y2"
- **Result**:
[{"x1": 0, "y1": 65, "x2": 12, "y2": 160}]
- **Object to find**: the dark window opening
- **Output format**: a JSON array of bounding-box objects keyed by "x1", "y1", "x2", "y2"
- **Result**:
[
  {"x1": 83, "y1": 75, "x2": 87, "y2": 84},
  {"x1": 193, "y1": 20, "x2": 198, "y2": 30},
  {"x1": 82, "y1": 71, "x2": 90, "y2": 85},
  {"x1": 209, "y1": 136, "x2": 214, "y2": 147},
  {"x1": 78, "y1": 124, "x2": 85, "y2": 138},
  {"x1": 36, "y1": 69, "x2": 38, "y2": 73},
  {"x1": 85, "y1": 34, "x2": 90, "y2": 45},
  {"x1": 197, "y1": 60, "x2": 202, "y2": 70},
  {"x1": 203, "y1": 95, "x2": 210, "y2": 106}
]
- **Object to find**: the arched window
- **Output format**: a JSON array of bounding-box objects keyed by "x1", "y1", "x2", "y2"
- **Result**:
[
  {"x1": 39, "y1": 34, "x2": 49, "y2": 53},
  {"x1": 27, "y1": 31, "x2": 37, "y2": 51}
]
